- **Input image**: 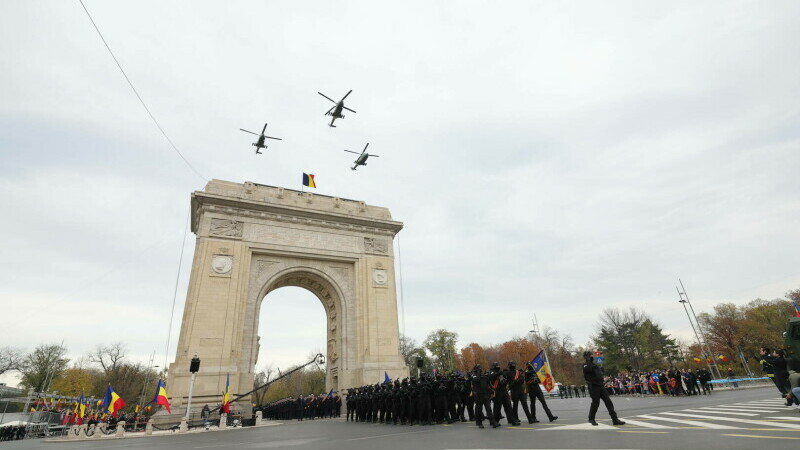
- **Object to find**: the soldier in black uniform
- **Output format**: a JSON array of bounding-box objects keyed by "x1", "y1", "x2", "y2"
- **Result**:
[
  {"x1": 457, "y1": 374, "x2": 474, "y2": 422},
  {"x1": 417, "y1": 374, "x2": 433, "y2": 425},
  {"x1": 583, "y1": 350, "x2": 625, "y2": 426},
  {"x1": 524, "y1": 362, "x2": 558, "y2": 423},
  {"x1": 507, "y1": 361, "x2": 534, "y2": 424},
  {"x1": 490, "y1": 361, "x2": 520, "y2": 426},
  {"x1": 471, "y1": 364, "x2": 499, "y2": 429}
]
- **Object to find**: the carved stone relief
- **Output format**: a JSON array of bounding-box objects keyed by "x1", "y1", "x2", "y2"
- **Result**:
[
  {"x1": 372, "y1": 269, "x2": 388, "y2": 286},
  {"x1": 211, "y1": 255, "x2": 233, "y2": 274},
  {"x1": 364, "y1": 237, "x2": 389, "y2": 255},
  {"x1": 210, "y1": 219, "x2": 243, "y2": 237}
]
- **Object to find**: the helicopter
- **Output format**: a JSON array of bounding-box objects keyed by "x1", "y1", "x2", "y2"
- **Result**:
[
  {"x1": 344, "y1": 143, "x2": 379, "y2": 170},
  {"x1": 318, "y1": 90, "x2": 356, "y2": 127},
  {"x1": 239, "y1": 123, "x2": 282, "y2": 154}
]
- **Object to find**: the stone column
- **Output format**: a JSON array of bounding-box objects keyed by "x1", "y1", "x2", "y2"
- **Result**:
[
  {"x1": 145, "y1": 419, "x2": 153, "y2": 436},
  {"x1": 219, "y1": 413, "x2": 227, "y2": 429},
  {"x1": 115, "y1": 421, "x2": 126, "y2": 438},
  {"x1": 179, "y1": 417, "x2": 188, "y2": 433},
  {"x1": 254, "y1": 411, "x2": 262, "y2": 426}
]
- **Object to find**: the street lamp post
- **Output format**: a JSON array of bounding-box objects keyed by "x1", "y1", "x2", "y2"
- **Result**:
[
  {"x1": 677, "y1": 280, "x2": 722, "y2": 379},
  {"x1": 185, "y1": 354, "x2": 201, "y2": 420}
]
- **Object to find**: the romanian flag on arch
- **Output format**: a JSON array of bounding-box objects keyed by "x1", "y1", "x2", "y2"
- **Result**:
[
  {"x1": 530, "y1": 350, "x2": 555, "y2": 392},
  {"x1": 103, "y1": 385, "x2": 125, "y2": 415},
  {"x1": 302, "y1": 173, "x2": 316, "y2": 188},
  {"x1": 153, "y1": 379, "x2": 171, "y2": 413}
]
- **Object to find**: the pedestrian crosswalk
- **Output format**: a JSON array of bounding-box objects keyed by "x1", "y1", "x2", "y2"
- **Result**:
[{"x1": 546, "y1": 398, "x2": 800, "y2": 432}]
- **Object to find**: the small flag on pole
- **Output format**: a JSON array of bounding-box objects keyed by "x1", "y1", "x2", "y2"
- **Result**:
[
  {"x1": 302, "y1": 173, "x2": 316, "y2": 188},
  {"x1": 384, "y1": 371, "x2": 391, "y2": 384},
  {"x1": 221, "y1": 373, "x2": 231, "y2": 414},
  {"x1": 792, "y1": 302, "x2": 800, "y2": 318},
  {"x1": 153, "y1": 379, "x2": 172, "y2": 413}
]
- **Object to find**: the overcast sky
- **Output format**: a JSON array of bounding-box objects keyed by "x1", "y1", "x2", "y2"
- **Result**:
[{"x1": 2, "y1": 1, "x2": 799, "y2": 385}]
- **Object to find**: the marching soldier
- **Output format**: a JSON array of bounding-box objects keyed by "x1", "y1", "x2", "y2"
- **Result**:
[
  {"x1": 507, "y1": 360, "x2": 535, "y2": 424},
  {"x1": 524, "y1": 362, "x2": 558, "y2": 423},
  {"x1": 583, "y1": 350, "x2": 625, "y2": 426},
  {"x1": 471, "y1": 364, "x2": 499, "y2": 429},
  {"x1": 490, "y1": 361, "x2": 520, "y2": 426}
]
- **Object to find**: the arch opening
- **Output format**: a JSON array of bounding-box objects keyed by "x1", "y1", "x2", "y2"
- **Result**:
[{"x1": 256, "y1": 286, "x2": 327, "y2": 401}]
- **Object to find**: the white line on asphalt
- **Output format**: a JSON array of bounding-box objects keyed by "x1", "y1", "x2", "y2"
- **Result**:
[
  {"x1": 545, "y1": 422, "x2": 617, "y2": 430},
  {"x1": 703, "y1": 406, "x2": 784, "y2": 413},
  {"x1": 659, "y1": 412, "x2": 800, "y2": 429},
  {"x1": 766, "y1": 416, "x2": 800, "y2": 421},
  {"x1": 685, "y1": 409, "x2": 758, "y2": 416},
  {"x1": 616, "y1": 419, "x2": 675, "y2": 429},
  {"x1": 635, "y1": 414, "x2": 738, "y2": 429},
  {"x1": 347, "y1": 429, "x2": 440, "y2": 441}
]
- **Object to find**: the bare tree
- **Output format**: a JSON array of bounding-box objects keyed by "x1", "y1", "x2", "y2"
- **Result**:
[
  {"x1": 0, "y1": 347, "x2": 25, "y2": 377},
  {"x1": 89, "y1": 342, "x2": 126, "y2": 375}
]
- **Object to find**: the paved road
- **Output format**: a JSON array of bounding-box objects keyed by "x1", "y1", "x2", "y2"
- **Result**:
[{"x1": 5, "y1": 386, "x2": 800, "y2": 449}]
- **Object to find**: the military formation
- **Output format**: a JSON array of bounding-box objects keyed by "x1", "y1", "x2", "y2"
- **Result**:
[
  {"x1": 344, "y1": 361, "x2": 558, "y2": 429},
  {"x1": 260, "y1": 393, "x2": 342, "y2": 421}
]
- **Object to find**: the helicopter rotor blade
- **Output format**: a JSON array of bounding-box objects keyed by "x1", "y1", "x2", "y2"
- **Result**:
[
  {"x1": 325, "y1": 105, "x2": 335, "y2": 115},
  {"x1": 343, "y1": 106, "x2": 357, "y2": 113},
  {"x1": 363, "y1": 143, "x2": 369, "y2": 153},
  {"x1": 368, "y1": 154, "x2": 379, "y2": 157},
  {"x1": 343, "y1": 150, "x2": 360, "y2": 154},
  {"x1": 264, "y1": 136, "x2": 282, "y2": 141},
  {"x1": 262, "y1": 123, "x2": 268, "y2": 134},
  {"x1": 341, "y1": 89, "x2": 353, "y2": 101},
  {"x1": 240, "y1": 129, "x2": 260, "y2": 136},
  {"x1": 318, "y1": 92, "x2": 336, "y2": 103}
]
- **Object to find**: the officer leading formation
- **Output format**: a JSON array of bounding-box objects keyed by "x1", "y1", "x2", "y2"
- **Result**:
[{"x1": 342, "y1": 361, "x2": 558, "y2": 430}]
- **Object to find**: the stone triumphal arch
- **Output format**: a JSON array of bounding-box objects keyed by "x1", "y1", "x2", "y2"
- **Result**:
[{"x1": 167, "y1": 180, "x2": 408, "y2": 408}]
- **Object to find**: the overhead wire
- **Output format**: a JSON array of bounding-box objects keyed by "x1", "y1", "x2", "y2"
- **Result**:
[
  {"x1": 164, "y1": 211, "x2": 191, "y2": 369},
  {"x1": 77, "y1": 0, "x2": 208, "y2": 183}
]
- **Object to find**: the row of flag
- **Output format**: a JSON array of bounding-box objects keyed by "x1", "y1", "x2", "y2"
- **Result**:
[{"x1": 35, "y1": 373, "x2": 239, "y2": 419}]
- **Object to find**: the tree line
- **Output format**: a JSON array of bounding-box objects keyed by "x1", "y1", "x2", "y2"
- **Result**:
[
  {"x1": 0, "y1": 342, "x2": 159, "y2": 411},
  {"x1": 397, "y1": 288, "x2": 799, "y2": 383}
]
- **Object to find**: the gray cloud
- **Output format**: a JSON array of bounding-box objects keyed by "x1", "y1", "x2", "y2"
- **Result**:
[{"x1": 1, "y1": 0, "x2": 798, "y2": 377}]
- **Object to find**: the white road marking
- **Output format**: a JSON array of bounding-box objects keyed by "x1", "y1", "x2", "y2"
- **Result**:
[
  {"x1": 703, "y1": 406, "x2": 783, "y2": 413},
  {"x1": 685, "y1": 409, "x2": 758, "y2": 416},
  {"x1": 545, "y1": 422, "x2": 617, "y2": 430},
  {"x1": 616, "y1": 419, "x2": 675, "y2": 429},
  {"x1": 766, "y1": 416, "x2": 800, "y2": 421},
  {"x1": 347, "y1": 429, "x2": 439, "y2": 441},
  {"x1": 635, "y1": 414, "x2": 738, "y2": 429},
  {"x1": 660, "y1": 412, "x2": 800, "y2": 429}
]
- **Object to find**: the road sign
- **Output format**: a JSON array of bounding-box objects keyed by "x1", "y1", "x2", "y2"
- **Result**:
[{"x1": 595, "y1": 356, "x2": 605, "y2": 364}]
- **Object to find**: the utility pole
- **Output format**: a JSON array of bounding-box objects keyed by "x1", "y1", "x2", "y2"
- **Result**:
[
  {"x1": 138, "y1": 351, "x2": 156, "y2": 408},
  {"x1": 529, "y1": 314, "x2": 555, "y2": 381},
  {"x1": 677, "y1": 279, "x2": 722, "y2": 379}
]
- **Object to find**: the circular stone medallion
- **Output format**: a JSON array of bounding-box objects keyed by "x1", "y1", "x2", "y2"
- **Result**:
[{"x1": 211, "y1": 255, "x2": 233, "y2": 274}]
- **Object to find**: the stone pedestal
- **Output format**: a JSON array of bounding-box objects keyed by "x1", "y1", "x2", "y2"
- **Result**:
[
  {"x1": 219, "y1": 413, "x2": 227, "y2": 429},
  {"x1": 179, "y1": 417, "x2": 188, "y2": 433},
  {"x1": 145, "y1": 419, "x2": 153, "y2": 436},
  {"x1": 115, "y1": 421, "x2": 125, "y2": 438},
  {"x1": 254, "y1": 412, "x2": 262, "y2": 426}
]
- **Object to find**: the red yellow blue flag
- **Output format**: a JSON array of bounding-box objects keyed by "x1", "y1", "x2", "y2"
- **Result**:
[
  {"x1": 793, "y1": 302, "x2": 800, "y2": 318},
  {"x1": 221, "y1": 373, "x2": 231, "y2": 414},
  {"x1": 103, "y1": 385, "x2": 125, "y2": 415},
  {"x1": 530, "y1": 350, "x2": 555, "y2": 392},
  {"x1": 302, "y1": 173, "x2": 316, "y2": 188},
  {"x1": 153, "y1": 379, "x2": 171, "y2": 413}
]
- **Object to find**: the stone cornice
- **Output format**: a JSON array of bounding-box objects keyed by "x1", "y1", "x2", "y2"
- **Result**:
[{"x1": 191, "y1": 191, "x2": 404, "y2": 237}]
